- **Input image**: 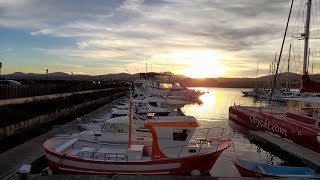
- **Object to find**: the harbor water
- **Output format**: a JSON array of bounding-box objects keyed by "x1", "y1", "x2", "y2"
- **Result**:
[{"x1": 181, "y1": 87, "x2": 293, "y2": 177}]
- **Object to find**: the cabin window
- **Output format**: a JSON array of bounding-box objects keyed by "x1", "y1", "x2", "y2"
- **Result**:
[
  {"x1": 101, "y1": 123, "x2": 111, "y2": 131},
  {"x1": 108, "y1": 123, "x2": 128, "y2": 133},
  {"x1": 173, "y1": 129, "x2": 190, "y2": 141},
  {"x1": 149, "y1": 102, "x2": 158, "y2": 107}
]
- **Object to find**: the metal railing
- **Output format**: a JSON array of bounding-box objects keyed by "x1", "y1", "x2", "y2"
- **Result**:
[
  {"x1": 231, "y1": 98, "x2": 287, "y2": 113},
  {"x1": 160, "y1": 127, "x2": 231, "y2": 159},
  {"x1": 79, "y1": 151, "x2": 129, "y2": 162}
]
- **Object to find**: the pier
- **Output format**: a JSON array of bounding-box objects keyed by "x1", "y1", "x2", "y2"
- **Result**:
[
  {"x1": 0, "y1": 96, "x2": 127, "y2": 180},
  {"x1": 250, "y1": 131, "x2": 320, "y2": 171}
]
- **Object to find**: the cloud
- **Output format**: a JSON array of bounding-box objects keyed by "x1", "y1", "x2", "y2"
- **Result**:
[{"x1": 0, "y1": 0, "x2": 314, "y2": 76}]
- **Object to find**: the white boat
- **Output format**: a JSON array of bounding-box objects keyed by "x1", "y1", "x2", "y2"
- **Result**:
[
  {"x1": 115, "y1": 100, "x2": 174, "y2": 116},
  {"x1": 44, "y1": 117, "x2": 231, "y2": 175},
  {"x1": 60, "y1": 116, "x2": 152, "y2": 145},
  {"x1": 79, "y1": 113, "x2": 195, "y2": 131},
  {"x1": 134, "y1": 94, "x2": 188, "y2": 109}
]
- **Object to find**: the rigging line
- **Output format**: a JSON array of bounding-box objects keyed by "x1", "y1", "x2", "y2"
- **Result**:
[
  {"x1": 312, "y1": 0, "x2": 320, "y2": 73},
  {"x1": 291, "y1": 0, "x2": 302, "y2": 38},
  {"x1": 279, "y1": 50, "x2": 290, "y2": 76},
  {"x1": 293, "y1": 0, "x2": 301, "y2": 74},
  {"x1": 270, "y1": 0, "x2": 294, "y2": 101}
]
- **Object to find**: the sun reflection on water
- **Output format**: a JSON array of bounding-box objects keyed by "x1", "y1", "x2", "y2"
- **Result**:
[{"x1": 182, "y1": 87, "x2": 231, "y2": 123}]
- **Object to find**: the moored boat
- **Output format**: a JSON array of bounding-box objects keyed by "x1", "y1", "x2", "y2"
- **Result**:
[
  {"x1": 233, "y1": 159, "x2": 320, "y2": 178},
  {"x1": 44, "y1": 117, "x2": 231, "y2": 175},
  {"x1": 229, "y1": 97, "x2": 320, "y2": 154},
  {"x1": 229, "y1": 0, "x2": 320, "y2": 154}
]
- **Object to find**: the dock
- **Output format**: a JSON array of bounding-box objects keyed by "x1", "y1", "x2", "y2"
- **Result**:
[
  {"x1": 250, "y1": 131, "x2": 320, "y2": 171},
  {"x1": 0, "y1": 96, "x2": 127, "y2": 180},
  {"x1": 7, "y1": 174, "x2": 311, "y2": 180}
]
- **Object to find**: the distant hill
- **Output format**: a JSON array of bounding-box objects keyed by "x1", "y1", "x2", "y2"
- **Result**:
[
  {"x1": 3, "y1": 71, "x2": 320, "y2": 88},
  {"x1": 1, "y1": 72, "x2": 138, "y2": 81}
]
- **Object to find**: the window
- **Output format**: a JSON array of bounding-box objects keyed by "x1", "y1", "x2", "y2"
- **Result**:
[
  {"x1": 149, "y1": 102, "x2": 158, "y2": 107},
  {"x1": 173, "y1": 129, "x2": 190, "y2": 141},
  {"x1": 108, "y1": 123, "x2": 128, "y2": 133}
]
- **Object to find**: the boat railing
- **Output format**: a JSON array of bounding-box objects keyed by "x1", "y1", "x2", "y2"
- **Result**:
[
  {"x1": 52, "y1": 124, "x2": 103, "y2": 137},
  {"x1": 193, "y1": 127, "x2": 230, "y2": 141},
  {"x1": 232, "y1": 98, "x2": 266, "y2": 107},
  {"x1": 52, "y1": 124, "x2": 83, "y2": 135},
  {"x1": 80, "y1": 151, "x2": 128, "y2": 162},
  {"x1": 160, "y1": 127, "x2": 231, "y2": 159},
  {"x1": 231, "y1": 98, "x2": 288, "y2": 113}
]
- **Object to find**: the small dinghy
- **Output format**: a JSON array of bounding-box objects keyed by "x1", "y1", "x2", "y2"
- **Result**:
[{"x1": 233, "y1": 159, "x2": 320, "y2": 178}]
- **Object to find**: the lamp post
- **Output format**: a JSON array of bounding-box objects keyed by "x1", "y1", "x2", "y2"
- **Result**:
[
  {"x1": 46, "y1": 69, "x2": 48, "y2": 81},
  {"x1": 0, "y1": 62, "x2": 2, "y2": 78}
]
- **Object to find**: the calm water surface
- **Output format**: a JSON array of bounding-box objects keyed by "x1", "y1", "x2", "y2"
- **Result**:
[{"x1": 181, "y1": 87, "x2": 284, "y2": 177}]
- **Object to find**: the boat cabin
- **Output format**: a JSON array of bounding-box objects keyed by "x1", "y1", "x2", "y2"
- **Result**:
[{"x1": 144, "y1": 116, "x2": 200, "y2": 159}]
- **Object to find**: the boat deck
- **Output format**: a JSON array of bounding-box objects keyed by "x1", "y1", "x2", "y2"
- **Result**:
[
  {"x1": 250, "y1": 131, "x2": 320, "y2": 171},
  {"x1": 238, "y1": 106, "x2": 317, "y2": 130}
]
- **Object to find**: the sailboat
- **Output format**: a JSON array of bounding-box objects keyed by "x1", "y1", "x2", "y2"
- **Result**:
[{"x1": 229, "y1": 0, "x2": 320, "y2": 154}]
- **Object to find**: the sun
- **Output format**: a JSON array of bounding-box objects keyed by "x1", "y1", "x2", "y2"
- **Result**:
[{"x1": 177, "y1": 51, "x2": 226, "y2": 78}]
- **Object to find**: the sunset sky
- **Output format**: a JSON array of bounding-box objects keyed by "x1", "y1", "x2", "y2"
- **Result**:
[{"x1": 0, "y1": 0, "x2": 316, "y2": 78}]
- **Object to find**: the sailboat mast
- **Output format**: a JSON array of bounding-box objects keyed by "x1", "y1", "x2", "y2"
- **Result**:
[
  {"x1": 128, "y1": 92, "x2": 132, "y2": 148},
  {"x1": 286, "y1": 44, "x2": 291, "y2": 90},
  {"x1": 269, "y1": 0, "x2": 294, "y2": 101},
  {"x1": 303, "y1": 0, "x2": 312, "y2": 75}
]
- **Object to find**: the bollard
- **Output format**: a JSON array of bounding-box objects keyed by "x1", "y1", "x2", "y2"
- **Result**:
[{"x1": 19, "y1": 165, "x2": 31, "y2": 180}]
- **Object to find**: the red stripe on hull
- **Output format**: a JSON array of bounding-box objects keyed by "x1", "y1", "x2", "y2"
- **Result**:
[
  {"x1": 45, "y1": 146, "x2": 227, "y2": 175},
  {"x1": 229, "y1": 106, "x2": 320, "y2": 154}
]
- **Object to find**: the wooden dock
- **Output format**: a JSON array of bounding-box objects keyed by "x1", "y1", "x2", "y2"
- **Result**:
[
  {"x1": 8, "y1": 174, "x2": 305, "y2": 180},
  {"x1": 0, "y1": 96, "x2": 127, "y2": 180},
  {"x1": 250, "y1": 131, "x2": 320, "y2": 171}
]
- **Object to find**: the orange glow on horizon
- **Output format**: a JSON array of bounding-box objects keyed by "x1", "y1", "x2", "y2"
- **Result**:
[{"x1": 172, "y1": 51, "x2": 226, "y2": 78}]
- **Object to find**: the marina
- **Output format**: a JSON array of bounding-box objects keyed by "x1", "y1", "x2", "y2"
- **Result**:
[
  {"x1": 2, "y1": 0, "x2": 320, "y2": 179},
  {"x1": 0, "y1": 87, "x2": 310, "y2": 179}
]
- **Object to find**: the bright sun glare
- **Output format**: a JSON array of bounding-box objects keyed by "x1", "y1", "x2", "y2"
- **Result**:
[{"x1": 173, "y1": 51, "x2": 226, "y2": 78}]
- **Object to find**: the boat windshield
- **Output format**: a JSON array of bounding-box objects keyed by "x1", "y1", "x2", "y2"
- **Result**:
[
  {"x1": 101, "y1": 122, "x2": 111, "y2": 131},
  {"x1": 107, "y1": 123, "x2": 129, "y2": 133}
]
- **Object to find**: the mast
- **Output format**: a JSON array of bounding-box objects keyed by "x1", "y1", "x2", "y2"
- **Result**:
[
  {"x1": 269, "y1": 0, "x2": 294, "y2": 101},
  {"x1": 269, "y1": 64, "x2": 272, "y2": 89},
  {"x1": 303, "y1": 0, "x2": 312, "y2": 75},
  {"x1": 128, "y1": 92, "x2": 132, "y2": 148},
  {"x1": 307, "y1": 48, "x2": 311, "y2": 73},
  {"x1": 286, "y1": 44, "x2": 291, "y2": 90},
  {"x1": 146, "y1": 62, "x2": 148, "y2": 81}
]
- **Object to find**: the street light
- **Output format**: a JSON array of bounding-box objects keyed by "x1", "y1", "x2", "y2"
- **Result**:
[
  {"x1": 46, "y1": 69, "x2": 48, "y2": 81},
  {"x1": 0, "y1": 62, "x2": 2, "y2": 78}
]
